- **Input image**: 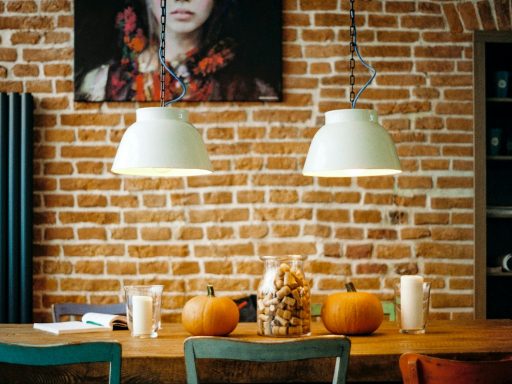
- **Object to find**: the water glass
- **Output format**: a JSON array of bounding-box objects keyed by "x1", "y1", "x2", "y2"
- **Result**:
[
  {"x1": 124, "y1": 285, "x2": 163, "y2": 338},
  {"x1": 394, "y1": 281, "x2": 431, "y2": 334}
]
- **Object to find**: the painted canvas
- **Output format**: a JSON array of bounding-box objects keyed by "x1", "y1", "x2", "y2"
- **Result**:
[{"x1": 74, "y1": 0, "x2": 282, "y2": 102}]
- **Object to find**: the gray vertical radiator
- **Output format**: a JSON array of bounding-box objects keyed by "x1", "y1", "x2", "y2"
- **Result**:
[{"x1": 0, "y1": 92, "x2": 33, "y2": 323}]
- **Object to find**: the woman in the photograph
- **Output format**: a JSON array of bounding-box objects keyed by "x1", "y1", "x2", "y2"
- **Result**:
[{"x1": 77, "y1": 0, "x2": 279, "y2": 102}]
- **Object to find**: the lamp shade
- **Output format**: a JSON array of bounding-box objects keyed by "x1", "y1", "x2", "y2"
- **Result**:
[
  {"x1": 111, "y1": 107, "x2": 212, "y2": 176},
  {"x1": 303, "y1": 109, "x2": 401, "y2": 177}
]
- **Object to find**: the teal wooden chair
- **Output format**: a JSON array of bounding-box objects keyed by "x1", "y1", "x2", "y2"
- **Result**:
[
  {"x1": 0, "y1": 341, "x2": 122, "y2": 384},
  {"x1": 184, "y1": 335, "x2": 351, "y2": 384}
]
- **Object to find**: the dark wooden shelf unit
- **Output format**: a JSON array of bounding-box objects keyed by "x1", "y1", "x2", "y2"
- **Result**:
[{"x1": 475, "y1": 32, "x2": 512, "y2": 319}]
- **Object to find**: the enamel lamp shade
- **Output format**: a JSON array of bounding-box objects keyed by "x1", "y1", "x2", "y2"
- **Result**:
[
  {"x1": 302, "y1": 109, "x2": 401, "y2": 177},
  {"x1": 111, "y1": 107, "x2": 212, "y2": 176}
]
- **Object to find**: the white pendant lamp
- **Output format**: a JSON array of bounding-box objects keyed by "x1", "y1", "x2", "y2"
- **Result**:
[
  {"x1": 111, "y1": 0, "x2": 212, "y2": 177},
  {"x1": 111, "y1": 107, "x2": 212, "y2": 176},
  {"x1": 303, "y1": 0, "x2": 401, "y2": 178},
  {"x1": 303, "y1": 109, "x2": 400, "y2": 177}
]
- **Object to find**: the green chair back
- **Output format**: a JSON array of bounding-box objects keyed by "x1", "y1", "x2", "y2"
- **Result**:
[
  {"x1": 184, "y1": 335, "x2": 350, "y2": 384},
  {"x1": 0, "y1": 341, "x2": 122, "y2": 384},
  {"x1": 382, "y1": 301, "x2": 396, "y2": 321}
]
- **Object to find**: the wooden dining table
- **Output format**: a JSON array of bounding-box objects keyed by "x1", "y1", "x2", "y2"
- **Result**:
[{"x1": 1, "y1": 320, "x2": 512, "y2": 383}]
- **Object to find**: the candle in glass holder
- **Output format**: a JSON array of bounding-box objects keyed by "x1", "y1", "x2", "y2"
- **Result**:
[
  {"x1": 132, "y1": 295, "x2": 153, "y2": 335},
  {"x1": 400, "y1": 275, "x2": 423, "y2": 330}
]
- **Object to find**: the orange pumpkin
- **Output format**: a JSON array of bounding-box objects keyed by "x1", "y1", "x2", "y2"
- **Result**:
[
  {"x1": 321, "y1": 283, "x2": 383, "y2": 335},
  {"x1": 182, "y1": 285, "x2": 239, "y2": 336}
]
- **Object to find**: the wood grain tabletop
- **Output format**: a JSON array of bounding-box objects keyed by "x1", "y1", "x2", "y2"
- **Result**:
[{"x1": 1, "y1": 320, "x2": 512, "y2": 383}]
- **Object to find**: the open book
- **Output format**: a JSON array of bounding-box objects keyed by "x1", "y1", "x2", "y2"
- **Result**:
[{"x1": 34, "y1": 312, "x2": 128, "y2": 335}]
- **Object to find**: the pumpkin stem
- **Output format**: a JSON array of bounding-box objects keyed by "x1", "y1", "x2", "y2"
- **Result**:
[
  {"x1": 206, "y1": 284, "x2": 215, "y2": 297},
  {"x1": 346, "y1": 282, "x2": 357, "y2": 292}
]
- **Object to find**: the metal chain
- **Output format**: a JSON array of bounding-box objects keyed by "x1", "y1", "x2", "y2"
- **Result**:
[
  {"x1": 160, "y1": 0, "x2": 166, "y2": 107},
  {"x1": 349, "y1": 0, "x2": 356, "y2": 105}
]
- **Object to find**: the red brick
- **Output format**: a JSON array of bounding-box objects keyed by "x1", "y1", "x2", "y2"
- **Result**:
[
  {"x1": 195, "y1": 243, "x2": 254, "y2": 257},
  {"x1": 368, "y1": 229, "x2": 397, "y2": 240},
  {"x1": 44, "y1": 194, "x2": 73, "y2": 207},
  {"x1": 285, "y1": 12, "x2": 311, "y2": 26},
  {"x1": 64, "y1": 244, "x2": 124, "y2": 257},
  {"x1": 77, "y1": 228, "x2": 106, "y2": 240},
  {"x1": 128, "y1": 245, "x2": 189, "y2": 258},
  {"x1": 375, "y1": 245, "x2": 411, "y2": 259},
  {"x1": 177, "y1": 227, "x2": 203, "y2": 240},
  {"x1": 317, "y1": 209, "x2": 349, "y2": 222},
  {"x1": 476, "y1": 1, "x2": 496, "y2": 30},
  {"x1": 495, "y1": 0, "x2": 511, "y2": 30},
  {"x1": 401, "y1": 15, "x2": 444, "y2": 29},
  {"x1": 431, "y1": 293, "x2": 473, "y2": 308},
  {"x1": 369, "y1": 15, "x2": 398, "y2": 27},
  {"x1": 239, "y1": 224, "x2": 268, "y2": 239},
  {"x1": 206, "y1": 226, "x2": 234, "y2": 240},
  {"x1": 398, "y1": 176, "x2": 432, "y2": 189},
  {"x1": 356, "y1": 263, "x2": 388, "y2": 274},
  {"x1": 335, "y1": 228, "x2": 364, "y2": 240},
  {"x1": 401, "y1": 228, "x2": 431, "y2": 240},
  {"x1": 45, "y1": 228, "x2": 73, "y2": 240},
  {"x1": 385, "y1": 1, "x2": 415, "y2": 13},
  {"x1": 442, "y1": 3, "x2": 464, "y2": 32},
  {"x1": 0, "y1": 81, "x2": 22, "y2": 93},
  {"x1": 256, "y1": 207, "x2": 312, "y2": 221},
  {"x1": 124, "y1": 210, "x2": 184, "y2": 223},
  {"x1": 44, "y1": 31, "x2": 70, "y2": 43},
  {"x1": 416, "y1": 243, "x2": 473, "y2": 259},
  {"x1": 431, "y1": 197, "x2": 473, "y2": 209},
  {"x1": 60, "y1": 212, "x2": 119, "y2": 224},
  {"x1": 456, "y1": 2, "x2": 479, "y2": 30},
  {"x1": 41, "y1": 0, "x2": 70, "y2": 12},
  {"x1": 353, "y1": 210, "x2": 381, "y2": 223},
  {"x1": 415, "y1": 46, "x2": 463, "y2": 58},
  {"x1": 419, "y1": 2, "x2": 441, "y2": 13},
  {"x1": 304, "y1": 224, "x2": 331, "y2": 238},
  {"x1": 7, "y1": 1, "x2": 37, "y2": 12},
  {"x1": 345, "y1": 244, "x2": 373, "y2": 259},
  {"x1": 61, "y1": 114, "x2": 120, "y2": 127},
  {"x1": 431, "y1": 227, "x2": 473, "y2": 241},
  {"x1": 189, "y1": 208, "x2": 248, "y2": 223},
  {"x1": 437, "y1": 177, "x2": 473, "y2": 188},
  {"x1": 12, "y1": 63, "x2": 37, "y2": 76},
  {"x1": 143, "y1": 194, "x2": 167, "y2": 208},
  {"x1": 141, "y1": 228, "x2": 172, "y2": 241},
  {"x1": 377, "y1": 31, "x2": 419, "y2": 43}
]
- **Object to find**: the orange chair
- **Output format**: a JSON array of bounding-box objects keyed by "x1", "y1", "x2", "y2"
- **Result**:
[{"x1": 399, "y1": 353, "x2": 512, "y2": 384}]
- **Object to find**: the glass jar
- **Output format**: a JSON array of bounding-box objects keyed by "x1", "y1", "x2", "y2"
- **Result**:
[{"x1": 257, "y1": 255, "x2": 311, "y2": 337}]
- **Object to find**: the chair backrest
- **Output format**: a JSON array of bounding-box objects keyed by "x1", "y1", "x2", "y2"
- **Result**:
[
  {"x1": 382, "y1": 301, "x2": 396, "y2": 321},
  {"x1": 0, "y1": 341, "x2": 122, "y2": 384},
  {"x1": 184, "y1": 336, "x2": 351, "y2": 384},
  {"x1": 52, "y1": 303, "x2": 126, "y2": 322},
  {"x1": 400, "y1": 353, "x2": 512, "y2": 384}
]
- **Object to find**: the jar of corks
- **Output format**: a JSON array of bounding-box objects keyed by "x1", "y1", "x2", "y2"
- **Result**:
[{"x1": 257, "y1": 255, "x2": 311, "y2": 337}]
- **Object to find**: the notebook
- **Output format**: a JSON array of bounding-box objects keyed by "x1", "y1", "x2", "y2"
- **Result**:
[{"x1": 34, "y1": 312, "x2": 127, "y2": 335}]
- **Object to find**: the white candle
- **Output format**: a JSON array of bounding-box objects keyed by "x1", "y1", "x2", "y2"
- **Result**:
[
  {"x1": 400, "y1": 275, "x2": 424, "y2": 330},
  {"x1": 132, "y1": 295, "x2": 153, "y2": 335}
]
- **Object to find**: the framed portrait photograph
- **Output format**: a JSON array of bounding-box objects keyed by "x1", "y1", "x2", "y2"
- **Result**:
[{"x1": 74, "y1": 0, "x2": 282, "y2": 102}]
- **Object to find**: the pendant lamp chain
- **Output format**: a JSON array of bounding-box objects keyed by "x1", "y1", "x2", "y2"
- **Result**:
[
  {"x1": 158, "y1": 0, "x2": 187, "y2": 106},
  {"x1": 347, "y1": 0, "x2": 377, "y2": 109},
  {"x1": 349, "y1": 0, "x2": 356, "y2": 106},
  {"x1": 160, "y1": 0, "x2": 167, "y2": 107}
]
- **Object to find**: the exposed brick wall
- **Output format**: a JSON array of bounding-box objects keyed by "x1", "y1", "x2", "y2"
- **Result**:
[{"x1": 1, "y1": 0, "x2": 510, "y2": 322}]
